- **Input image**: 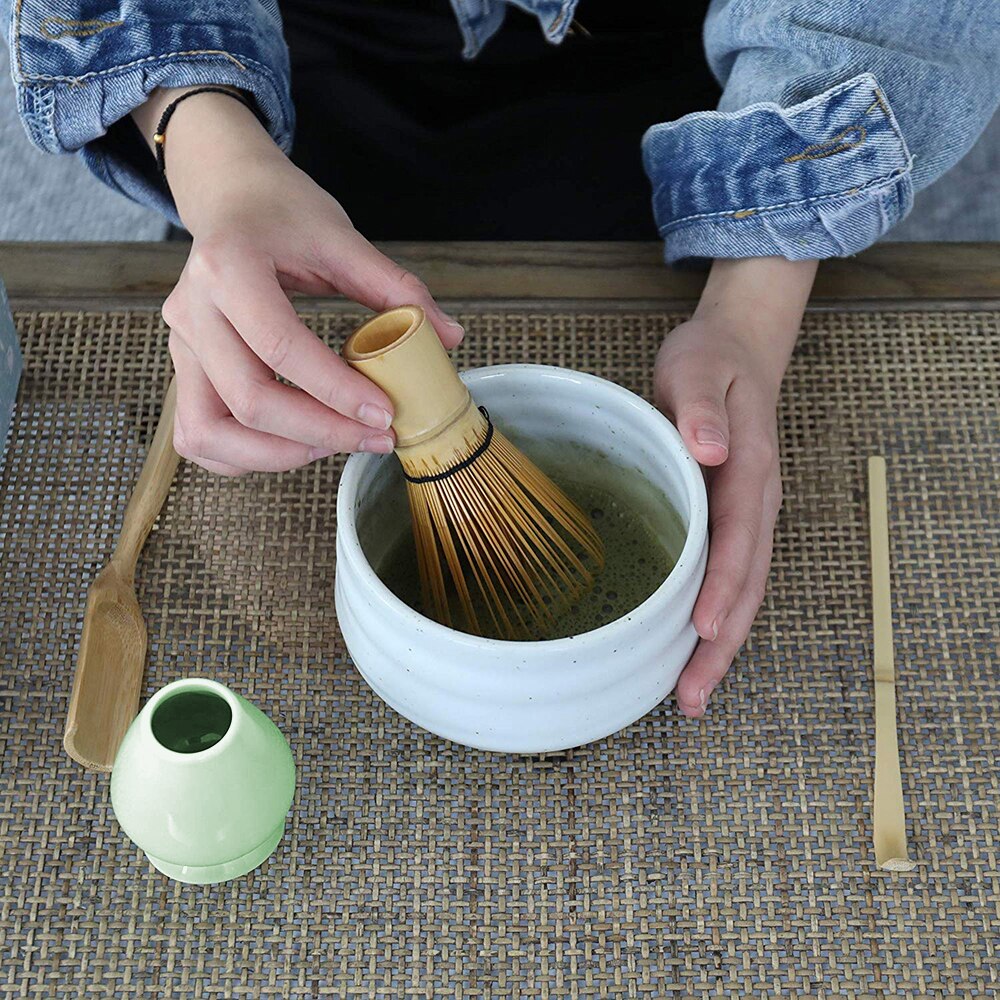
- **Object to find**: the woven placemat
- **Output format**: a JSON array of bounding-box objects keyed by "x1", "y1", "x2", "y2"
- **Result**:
[{"x1": 1, "y1": 306, "x2": 997, "y2": 998}]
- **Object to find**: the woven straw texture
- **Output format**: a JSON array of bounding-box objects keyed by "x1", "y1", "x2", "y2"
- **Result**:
[{"x1": 1, "y1": 306, "x2": 997, "y2": 999}]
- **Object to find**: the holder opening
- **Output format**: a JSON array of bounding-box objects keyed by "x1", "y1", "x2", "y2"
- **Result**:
[
  {"x1": 346, "y1": 306, "x2": 420, "y2": 358},
  {"x1": 151, "y1": 690, "x2": 232, "y2": 754}
]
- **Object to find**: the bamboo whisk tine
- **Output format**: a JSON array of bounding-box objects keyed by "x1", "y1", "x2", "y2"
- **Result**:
[{"x1": 343, "y1": 306, "x2": 604, "y2": 639}]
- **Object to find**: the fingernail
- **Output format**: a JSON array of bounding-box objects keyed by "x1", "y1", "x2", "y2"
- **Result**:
[
  {"x1": 679, "y1": 688, "x2": 709, "y2": 719},
  {"x1": 308, "y1": 447, "x2": 337, "y2": 462},
  {"x1": 710, "y1": 613, "x2": 726, "y2": 640},
  {"x1": 360, "y1": 434, "x2": 394, "y2": 454},
  {"x1": 358, "y1": 403, "x2": 392, "y2": 430},
  {"x1": 696, "y1": 427, "x2": 728, "y2": 451}
]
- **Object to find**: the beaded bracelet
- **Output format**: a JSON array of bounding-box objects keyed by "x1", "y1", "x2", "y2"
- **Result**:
[{"x1": 153, "y1": 87, "x2": 268, "y2": 176}]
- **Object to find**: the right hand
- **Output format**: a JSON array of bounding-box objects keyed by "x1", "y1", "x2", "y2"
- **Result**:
[{"x1": 134, "y1": 87, "x2": 464, "y2": 476}]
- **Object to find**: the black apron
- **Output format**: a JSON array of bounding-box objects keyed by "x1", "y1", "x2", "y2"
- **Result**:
[{"x1": 281, "y1": 0, "x2": 719, "y2": 239}]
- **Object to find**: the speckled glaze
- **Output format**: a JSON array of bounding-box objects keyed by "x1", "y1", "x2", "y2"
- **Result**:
[{"x1": 335, "y1": 365, "x2": 708, "y2": 753}]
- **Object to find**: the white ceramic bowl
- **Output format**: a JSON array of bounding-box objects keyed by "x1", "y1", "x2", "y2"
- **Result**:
[{"x1": 335, "y1": 365, "x2": 708, "y2": 753}]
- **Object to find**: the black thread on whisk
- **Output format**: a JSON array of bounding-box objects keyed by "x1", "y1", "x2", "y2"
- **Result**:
[{"x1": 402, "y1": 406, "x2": 494, "y2": 484}]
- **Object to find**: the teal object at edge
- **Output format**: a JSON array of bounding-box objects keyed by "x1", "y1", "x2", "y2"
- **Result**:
[
  {"x1": 0, "y1": 280, "x2": 23, "y2": 462},
  {"x1": 111, "y1": 678, "x2": 296, "y2": 885}
]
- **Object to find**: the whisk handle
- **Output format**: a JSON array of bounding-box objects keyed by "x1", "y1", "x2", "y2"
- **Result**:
[{"x1": 343, "y1": 306, "x2": 470, "y2": 447}]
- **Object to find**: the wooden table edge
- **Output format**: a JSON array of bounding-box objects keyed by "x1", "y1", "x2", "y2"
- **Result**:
[{"x1": 2, "y1": 241, "x2": 998, "y2": 307}]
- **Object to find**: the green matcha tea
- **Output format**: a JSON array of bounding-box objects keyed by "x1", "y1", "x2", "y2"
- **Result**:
[{"x1": 358, "y1": 436, "x2": 687, "y2": 641}]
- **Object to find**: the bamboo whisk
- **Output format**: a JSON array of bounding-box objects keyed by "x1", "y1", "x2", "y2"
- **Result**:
[{"x1": 344, "y1": 306, "x2": 604, "y2": 639}]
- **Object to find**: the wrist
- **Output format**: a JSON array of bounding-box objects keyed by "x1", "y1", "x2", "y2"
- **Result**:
[
  {"x1": 132, "y1": 86, "x2": 282, "y2": 231},
  {"x1": 132, "y1": 85, "x2": 237, "y2": 143},
  {"x1": 694, "y1": 257, "x2": 816, "y2": 354}
]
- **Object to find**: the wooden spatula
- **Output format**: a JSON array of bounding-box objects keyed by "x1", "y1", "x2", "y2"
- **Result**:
[{"x1": 64, "y1": 377, "x2": 180, "y2": 772}]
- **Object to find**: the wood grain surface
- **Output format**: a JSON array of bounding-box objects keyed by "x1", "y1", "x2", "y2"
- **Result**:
[{"x1": 1, "y1": 241, "x2": 998, "y2": 307}]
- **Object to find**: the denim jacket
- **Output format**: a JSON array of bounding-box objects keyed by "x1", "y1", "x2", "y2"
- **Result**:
[{"x1": 4, "y1": 0, "x2": 998, "y2": 263}]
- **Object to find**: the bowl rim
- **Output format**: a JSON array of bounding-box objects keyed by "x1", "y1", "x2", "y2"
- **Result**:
[{"x1": 336, "y1": 363, "x2": 708, "y2": 650}]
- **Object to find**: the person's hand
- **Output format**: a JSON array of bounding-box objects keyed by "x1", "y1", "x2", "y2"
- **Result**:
[
  {"x1": 654, "y1": 257, "x2": 817, "y2": 717},
  {"x1": 132, "y1": 87, "x2": 463, "y2": 475}
]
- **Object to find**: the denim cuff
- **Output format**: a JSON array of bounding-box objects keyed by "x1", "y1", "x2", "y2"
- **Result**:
[
  {"x1": 448, "y1": 0, "x2": 579, "y2": 58},
  {"x1": 642, "y1": 74, "x2": 914, "y2": 264}
]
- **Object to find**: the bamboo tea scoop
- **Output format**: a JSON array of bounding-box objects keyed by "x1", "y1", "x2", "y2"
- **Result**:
[
  {"x1": 64, "y1": 378, "x2": 180, "y2": 772},
  {"x1": 867, "y1": 456, "x2": 916, "y2": 872}
]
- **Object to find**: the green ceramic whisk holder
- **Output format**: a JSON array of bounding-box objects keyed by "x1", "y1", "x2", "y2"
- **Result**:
[{"x1": 110, "y1": 678, "x2": 296, "y2": 885}]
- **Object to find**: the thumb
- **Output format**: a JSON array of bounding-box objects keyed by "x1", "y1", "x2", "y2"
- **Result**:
[
  {"x1": 661, "y1": 371, "x2": 731, "y2": 467},
  {"x1": 324, "y1": 231, "x2": 465, "y2": 348}
]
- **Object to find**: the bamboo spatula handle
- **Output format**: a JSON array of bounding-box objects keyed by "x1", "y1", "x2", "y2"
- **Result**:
[
  {"x1": 112, "y1": 378, "x2": 180, "y2": 575},
  {"x1": 868, "y1": 456, "x2": 916, "y2": 872}
]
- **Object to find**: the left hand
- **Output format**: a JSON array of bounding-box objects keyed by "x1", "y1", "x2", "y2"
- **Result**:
[{"x1": 654, "y1": 257, "x2": 817, "y2": 717}]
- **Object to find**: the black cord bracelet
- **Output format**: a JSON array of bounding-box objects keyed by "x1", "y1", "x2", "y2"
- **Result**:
[{"x1": 153, "y1": 87, "x2": 267, "y2": 176}]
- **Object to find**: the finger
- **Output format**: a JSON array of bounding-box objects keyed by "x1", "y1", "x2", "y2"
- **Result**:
[
  {"x1": 192, "y1": 456, "x2": 252, "y2": 477},
  {"x1": 320, "y1": 230, "x2": 465, "y2": 348},
  {"x1": 181, "y1": 304, "x2": 396, "y2": 454},
  {"x1": 209, "y1": 256, "x2": 399, "y2": 430},
  {"x1": 689, "y1": 379, "x2": 779, "y2": 640},
  {"x1": 171, "y1": 335, "x2": 335, "y2": 473},
  {"x1": 691, "y1": 450, "x2": 768, "y2": 642},
  {"x1": 656, "y1": 348, "x2": 731, "y2": 466},
  {"x1": 676, "y1": 508, "x2": 776, "y2": 718},
  {"x1": 171, "y1": 344, "x2": 249, "y2": 476}
]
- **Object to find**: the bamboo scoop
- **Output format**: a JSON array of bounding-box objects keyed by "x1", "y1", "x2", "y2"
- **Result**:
[
  {"x1": 868, "y1": 456, "x2": 916, "y2": 872},
  {"x1": 344, "y1": 306, "x2": 604, "y2": 639},
  {"x1": 64, "y1": 377, "x2": 180, "y2": 772}
]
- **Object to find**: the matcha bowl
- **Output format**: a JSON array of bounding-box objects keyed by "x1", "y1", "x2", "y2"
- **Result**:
[{"x1": 335, "y1": 365, "x2": 708, "y2": 753}]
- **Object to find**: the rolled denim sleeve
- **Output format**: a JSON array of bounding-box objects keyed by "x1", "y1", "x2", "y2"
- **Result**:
[
  {"x1": 2, "y1": 1, "x2": 294, "y2": 223},
  {"x1": 642, "y1": 0, "x2": 1000, "y2": 265}
]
